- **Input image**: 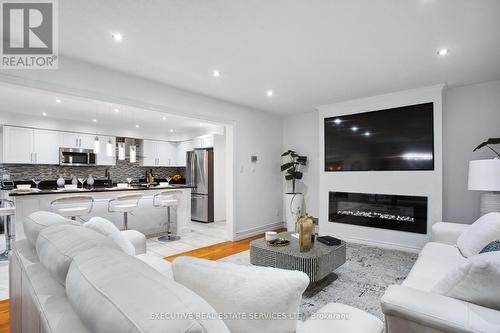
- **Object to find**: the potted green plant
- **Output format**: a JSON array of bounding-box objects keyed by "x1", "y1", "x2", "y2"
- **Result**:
[{"x1": 281, "y1": 150, "x2": 307, "y2": 231}]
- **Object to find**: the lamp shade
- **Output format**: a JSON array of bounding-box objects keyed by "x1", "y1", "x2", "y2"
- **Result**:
[{"x1": 468, "y1": 158, "x2": 500, "y2": 191}]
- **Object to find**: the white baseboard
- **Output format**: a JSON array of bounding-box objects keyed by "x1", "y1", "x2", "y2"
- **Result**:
[
  {"x1": 235, "y1": 221, "x2": 285, "y2": 240},
  {"x1": 320, "y1": 231, "x2": 422, "y2": 253}
]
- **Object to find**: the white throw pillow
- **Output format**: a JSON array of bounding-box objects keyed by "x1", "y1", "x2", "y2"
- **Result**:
[
  {"x1": 36, "y1": 223, "x2": 120, "y2": 285},
  {"x1": 66, "y1": 247, "x2": 230, "y2": 333},
  {"x1": 432, "y1": 251, "x2": 500, "y2": 310},
  {"x1": 23, "y1": 211, "x2": 74, "y2": 246},
  {"x1": 172, "y1": 256, "x2": 309, "y2": 333},
  {"x1": 457, "y1": 212, "x2": 500, "y2": 258},
  {"x1": 84, "y1": 217, "x2": 135, "y2": 255}
]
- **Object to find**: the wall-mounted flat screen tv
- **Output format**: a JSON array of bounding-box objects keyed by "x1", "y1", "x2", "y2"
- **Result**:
[{"x1": 324, "y1": 102, "x2": 434, "y2": 171}]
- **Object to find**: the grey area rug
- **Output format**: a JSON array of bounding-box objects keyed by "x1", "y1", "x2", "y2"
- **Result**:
[{"x1": 219, "y1": 243, "x2": 417, "y2": 320}]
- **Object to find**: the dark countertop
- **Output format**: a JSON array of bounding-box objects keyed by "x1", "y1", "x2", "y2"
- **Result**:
[{"x1": 8, "y1": 185, "x2": 195, "y2": 197}]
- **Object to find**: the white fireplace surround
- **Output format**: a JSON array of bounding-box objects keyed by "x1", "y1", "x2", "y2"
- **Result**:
[{"x1": 317, "y1": 85, "x2": 444, "y2": 252}]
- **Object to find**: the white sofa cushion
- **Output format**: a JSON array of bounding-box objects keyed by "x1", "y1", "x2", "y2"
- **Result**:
[
  {"x1": 36, "y1": 224, "x2": 120, "y2": 285},
  {"x1": 432, "y1": 251, "x2": 500, "y2": 310},
  {"x1": 66, "y1": 247, "x2": 230, "y2": 333},
  {"x1": 297, "y1": 302, "x2": 383, "y2": 333},
  {"x1": 83, "y1": 217, "x2": 135, "y2": 255},
  {"x1": 402, "y1": 242, "x2": 468, "y2": 292},
  {"x1": 457, "y1": 212, "x2": 500, "y2": 258},
  {"x1": 121, "y1": 229, "x2": 147, "y2": 255},
  {"x1": 23, "y1": 211, "x2": 73, "y2": 246},
  {"x1": 172, "y1": 256, "x2": 309, "y2": 333},
  {"x1": 136, "y1": 253, "x2": 174, "y2": 279}
]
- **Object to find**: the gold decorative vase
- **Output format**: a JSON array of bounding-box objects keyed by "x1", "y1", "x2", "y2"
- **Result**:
[{"x1": 298, "y1": 214, "x2": 313, "y2": 252}]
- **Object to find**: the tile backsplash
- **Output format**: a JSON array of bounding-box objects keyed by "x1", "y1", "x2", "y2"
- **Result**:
[{"x1": 0, "y1": 159, "x2": 185, "y2": 183}]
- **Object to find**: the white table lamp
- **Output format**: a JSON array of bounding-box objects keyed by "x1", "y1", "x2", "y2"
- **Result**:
[{"x1": 468, "y1": 158, "x2": 500, "y2": 215}]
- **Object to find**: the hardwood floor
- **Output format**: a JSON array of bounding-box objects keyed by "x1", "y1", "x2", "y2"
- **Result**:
[
  {"x1": 165, "y1": 228, "x2": 285, "y2": 261},
  {"x1": 0, "y1": 300, "x2": 8, "y2": 333},
  {"x1": 0, "y1": 227, "x2": 285, "y2": 333}
]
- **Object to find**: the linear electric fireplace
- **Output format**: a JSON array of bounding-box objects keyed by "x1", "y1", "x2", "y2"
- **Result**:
[{"x1": 329, "y1": 192, "x2": 428, "y2": 234}]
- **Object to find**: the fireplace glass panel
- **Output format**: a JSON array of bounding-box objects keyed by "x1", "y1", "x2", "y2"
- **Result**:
[{"x1": 329, "y1": 192, "x2": 427, "y2": 234}]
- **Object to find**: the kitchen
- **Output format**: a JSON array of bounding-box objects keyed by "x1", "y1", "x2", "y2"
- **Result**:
[{"x1": 0, "y1": 83, "x2": 230, "y2": 278}]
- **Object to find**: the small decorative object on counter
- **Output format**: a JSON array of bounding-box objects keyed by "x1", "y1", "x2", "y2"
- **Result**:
[
  {"x1": 71, "y1": 175, "x2": 78, "y2": 185},
  {"x1": 265, "y1": 231, "x2": 278, "y2": 242},
  {"x1": 56, "y1": 175, "x2": 65, "y2": 188},
  {"x1": 171, "y1": 174, "x2": 182, "y2": 182},
  {"x1": 298, "y1": 213, "x2": 314, "y2": 252},
  {"x1": 267, "y1": 238, "x2": 290, "y2": 247},
  {"x1": 87, "y1": 174, "x2": 94, "y2": 188}
]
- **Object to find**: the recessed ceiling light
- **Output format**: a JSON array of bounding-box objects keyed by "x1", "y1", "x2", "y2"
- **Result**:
[
  {"x1": 266, "y1": 90, "x2": 274, "y2": 97},
  {"x1": 111, "y1": 33, "x2": 123, "y2": 42},
  {"x1": 351, "y1": 126, "x2": 358, "y2": 132},
  {"x1": 334, "y1": 118, "x2": 342, "y2": 124},
  {"x1": 169, "y1": 129, "x2": 174, "y2": 133},
  {"x1": 135, "y1": 124, "x2": 140, "y2": 128},
  {"x1": 437, "y1": 48, "x2": 448, "y2": 56},
  {"x1": 114, "y1": 108, "x2": 120, "y2": 113},
  {"x1": 213, "y1": 70, "x2": 222, "y2": 78},
  {"x1": 42, "y1": 112, "x2": 47, "y2": 116},
  {"x1": 364, "y1": 131, "x2": 371, "y2": 136},
  {"x1": 162, "y1": 116, "x2": 167, "y2": 120},
  {"x1": 55, "y1": 99, "x2": 61, "y2": 103},
  {"x1": 92, "y1": 119, "x2": 97, "y2": 123}
]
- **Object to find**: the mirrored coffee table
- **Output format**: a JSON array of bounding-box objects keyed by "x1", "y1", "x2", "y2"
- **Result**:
[{"x1": 250, "y1": 232, "x2": 346, "y2": 285}]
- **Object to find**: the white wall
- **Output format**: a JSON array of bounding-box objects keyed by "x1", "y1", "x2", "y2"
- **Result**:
[
  {"x1": 0, "y1": 56, "x2": 284, "y2": 239},
  {"x1": 443, "y1": 80, "x2": 500, "y2": 223},
  {"x1": 282, "y1": 111, "x2": 319, "y2": 216},
  {"x1": 214, "y1": 133, "x2": 226, "y2": 222},
  {"x1": 317, "y1": 85, "x2": 444, "y2": 252}
]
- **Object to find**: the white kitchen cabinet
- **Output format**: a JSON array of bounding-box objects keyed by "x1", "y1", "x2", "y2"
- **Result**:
[
  {"x1": 1, "y1": 126, "x2": 62, "y2": 164},
  {"x1": 95, "y1": 136, "x2": 116, "y2": 166},
  {"x1": 62, "y1": 133, "x2": 80, "y2": 148},
  {"x1": 142, "y1": 140, "x2": 178, "y2": 167},
  {"x1": 200, "y1": 136, "x2": 214, "y2": 148},
  {"x1": 2, "y1": 126, "x2": 34, "y2": 164},
  {"x1": 33, "y1": 129, "x2": 63, "y2": 164},
  {"x1": 176, "y1": 140, "x2": 193, "y2": 166},
  {"x1": 141, "y1": 140, "x2": 158, "y2": 167},
  {"x1": 62, "y1": 132, "x2": 95, "y2": 150},
  {"x1": 158, "y1": 141, "x2": 177, "y2": 166},
  {"x1": 191, "y1": 135, "x2": 214, "y2": 149},
  {"x1": 79, "y1": 134, "x2": 96, "y2": 150}
]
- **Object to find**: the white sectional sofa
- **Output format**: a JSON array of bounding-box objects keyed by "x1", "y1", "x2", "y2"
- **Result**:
[
  {"x1": 381, "y1": 220, "x2": 500, "y2": 333},
  {"x1": 10, "y1": 211, "x2": 384, "y2": 333}
]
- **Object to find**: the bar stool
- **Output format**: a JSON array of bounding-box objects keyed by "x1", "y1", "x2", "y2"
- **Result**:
[
  {"x1": 50, "y1": 195, "x2": 94, "y2": 221},
  {"x1": 108, "y1": 193, "x2": 144, "y2": 230},
  {"x1": 153, "y1": 191, "x2": 181, "y2": 242},
  {"x1": 0, "y1": 199, "x2": 15, "y2": 261}
]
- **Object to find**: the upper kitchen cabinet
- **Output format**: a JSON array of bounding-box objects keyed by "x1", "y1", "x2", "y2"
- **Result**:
[
  {"x1": 141, "y1": 139, "x2": 157, "y2": 167},
  {"x1": 193, "y1": 136, "x2": 214, "y2": 149},
  {"x1": 141, "y1": 140, "x2": 177, "y2": 167},
  {"x1": 157, "y1": 141, "x2": 177, "y2": 166},
  {"x1": 62, "y1": 133, "x2": 95, "y2": 150},
  {"x1": 33, "y1": 129, "x2": 63, "y2": 164},
  {"x1": 95, "y1": 136, "x2": 116, "y2": 166},
  {"x1": 1, "y1": 126, "x2": 34, "y2": 164},
  {"x1": 1, "y1": 126, "x2": 62, "y2": 164},
  {"x1": 177, "y1": 140, "x2": 193, "y2": 166}
]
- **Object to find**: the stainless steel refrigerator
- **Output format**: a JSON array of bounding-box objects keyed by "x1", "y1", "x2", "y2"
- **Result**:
[{"x1": 186, "y1": 148, "x2": 214, "y2": 223}]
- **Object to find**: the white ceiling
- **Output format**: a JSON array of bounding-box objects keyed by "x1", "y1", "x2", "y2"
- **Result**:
[
  {"x1": 56, "y1": 1, "x2": 500, "y2": 114},
  {"x1": 0, "y1": 83, "x2": 223, "y2": 140}
]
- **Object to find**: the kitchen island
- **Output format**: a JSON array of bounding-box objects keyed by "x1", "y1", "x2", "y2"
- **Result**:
[{"x1": 8, "y1": 185, "x2": 194, "y2": 240}]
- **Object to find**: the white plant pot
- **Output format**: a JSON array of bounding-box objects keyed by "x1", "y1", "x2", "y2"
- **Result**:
[{"x1": 284, "y1": 193, "x2": 304, "y2": 232}]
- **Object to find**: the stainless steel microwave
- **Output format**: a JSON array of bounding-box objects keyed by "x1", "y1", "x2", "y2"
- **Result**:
[{"x1": 59, "y1": 148, "x2": 96, "y2": 166}]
